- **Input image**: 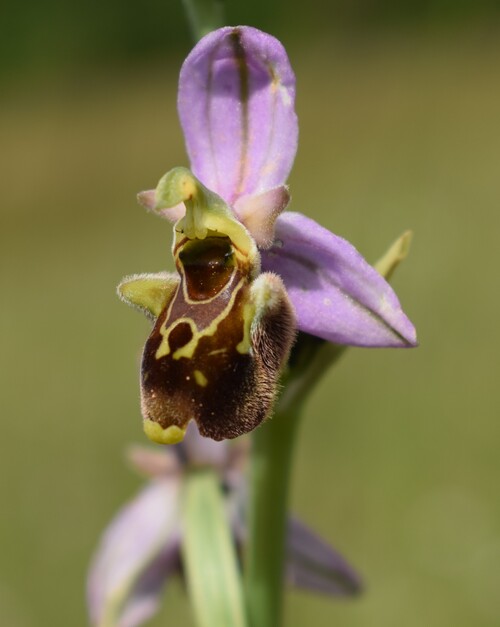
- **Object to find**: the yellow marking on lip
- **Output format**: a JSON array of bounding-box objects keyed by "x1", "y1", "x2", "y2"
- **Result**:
[
  {"x1": 155, "y1": 317, "x2": 198, "y2": 360},
  {"x1": 143, "y1": 420, "x2": 186, "y2": 445},
  {"x1": 236, "y1": 301, "x2": 255, "y2": 354},
  {"x1": 208, "y1": 348, "x2": 227, "y2": 356},
  {"x1": 163, "y1": 277, "x2": 246, "y2": 361},
  {"x1": 193, "y1": 370, "x2": 208, "y2": 387}
]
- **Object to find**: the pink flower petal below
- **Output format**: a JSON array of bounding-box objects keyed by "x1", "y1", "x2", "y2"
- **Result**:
[
  {"x1": 261, "y1": 212, "x2": 417, "y2": 347},
  {"x1": 178, "y1": 26, "x2": 298, "y2": 204},
  {"x1": 286, "y1": 517, "x2": 362, "y2": 596},
  {"x1": 87, "y1": 480, "x2": 181, "y2": 627}
]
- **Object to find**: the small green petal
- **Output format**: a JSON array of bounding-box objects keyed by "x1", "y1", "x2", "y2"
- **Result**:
[{"x1": 117, "y1": 273, "x2": 179, "y2": 319}]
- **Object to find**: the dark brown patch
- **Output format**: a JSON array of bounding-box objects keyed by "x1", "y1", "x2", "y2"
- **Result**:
[
  {"x1": 167, "y1": 321, "x2": 193, "y2": 352},
  {"x1": 141, "y1": 279, "x2": 258, "y2": 439},
  {"x1": 140, "y1": 271, "x2": 296, "y2": 441},
  {"x1": 179, "y1": 237, "x2": 235, "y2": 301},
  {"x1": 230, "y1": 29, "x2": 249, "y2": 195}
]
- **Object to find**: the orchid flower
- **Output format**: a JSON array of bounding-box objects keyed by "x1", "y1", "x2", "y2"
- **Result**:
[
  {"x1": 87, "y1": 424, "x2": 362, "y2": 627},
  {"x1": 90, "y1": 23, "x2": 418, "y2": 627},
  {"x1": 118, "y1": 26, "x2": 416, "y2": 446}
]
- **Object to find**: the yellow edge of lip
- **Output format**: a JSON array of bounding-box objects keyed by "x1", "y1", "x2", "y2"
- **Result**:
[{"x1": 143, "y1": 420, "x2": 186, "y2": 445}]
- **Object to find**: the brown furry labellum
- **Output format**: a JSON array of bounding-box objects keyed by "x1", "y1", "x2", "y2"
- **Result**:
[
  {"x1": 118, "y1": 168, "x2": 296, "y2": 443},
  {"x1": 140, "y1": 234, "x2": 296, "y2": 442}
]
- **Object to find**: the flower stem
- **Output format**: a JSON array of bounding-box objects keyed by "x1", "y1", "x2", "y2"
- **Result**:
[
  {"x1": 245, "y1": 336, "x2": 346, "y2": 627},
  {"x1": 181, "y1": 0, "x2": 225, "y2": 41},
  {"x1": 245, "y1": 407, "x2": 301, "y2": 627}
]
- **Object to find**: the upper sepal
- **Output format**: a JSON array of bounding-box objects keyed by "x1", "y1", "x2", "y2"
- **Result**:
[
  {"x1": 178, "y1": 26, "x2": 298, "y2": 205},
  {"x1": 261, "y1": 212, "x2": 417, "y2": 347}
]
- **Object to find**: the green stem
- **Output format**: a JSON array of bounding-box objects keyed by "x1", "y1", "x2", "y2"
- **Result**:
[
  {"x1": 245, "y1": 337, "x2": 346, "y2": 627},
  {"x1": 243, "y1": 233, "x2": 411, "y2": 626},
  {"x1": 181, "y1": 0, "x2": 225, "y2": 41},
  {"x1": 245, "y1": 407, "x2": 300, "y2": 627}
]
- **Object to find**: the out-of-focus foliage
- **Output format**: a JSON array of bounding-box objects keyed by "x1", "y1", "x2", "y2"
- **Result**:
[{"x1": 2, "y1": 0, "x2": 500, "y2": 81}]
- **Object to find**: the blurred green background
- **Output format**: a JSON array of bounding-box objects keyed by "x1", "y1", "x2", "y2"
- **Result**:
[{"x1": 1, "y1": 0, "x2": 500, "y2": 625}]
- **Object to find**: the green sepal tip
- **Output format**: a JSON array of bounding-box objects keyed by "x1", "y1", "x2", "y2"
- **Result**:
[{"x1": 374, "y1": 230, "x2": 413, "y2": 281}]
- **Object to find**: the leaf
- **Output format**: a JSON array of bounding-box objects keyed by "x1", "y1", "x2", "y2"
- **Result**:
[{"x1": 182, "y1": 470, "x2": 248, "y2": 627}]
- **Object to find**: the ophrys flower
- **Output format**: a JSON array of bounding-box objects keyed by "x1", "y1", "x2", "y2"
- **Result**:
[{"x1": 119, "y1": 26, "x2": 416, "y2": 444}]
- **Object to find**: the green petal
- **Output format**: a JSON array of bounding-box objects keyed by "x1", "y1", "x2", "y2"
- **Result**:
[{"x1": 117, "y1": 272, "x2": 179, "y2": 319}]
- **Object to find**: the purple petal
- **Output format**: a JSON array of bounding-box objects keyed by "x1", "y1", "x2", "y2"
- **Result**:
[
  {"x1": 261, "y1": 212, "x2": 417, "y2": 347},
  {"x1": 234, "y1": 186, "x2": 290, "y2": 248},
  {"x1": 87, "y1": 480, "x2": 181, "y2": 627},
  {"x1": 178, "y1": 421, "x2": 229, "y2": 469},
  {"x1": 137, "y1": 190, "x2": 185, "y2": 222},
  {"x1": 126, "y1": 445, "x2": 181, "y2": 479},
  {"x1": 286, "y1": 517, "x2": 362, "y2": 597},
  {"x1": 178, "y1": 26, "x2": 298, "y2": 204}
]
